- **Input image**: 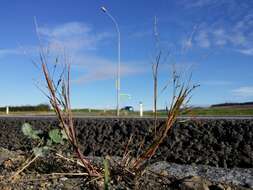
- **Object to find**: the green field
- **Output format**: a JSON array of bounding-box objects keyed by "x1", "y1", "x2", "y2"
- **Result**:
[
  {"x1": 1, "y1": 107, "x2": 253, "y2": 116},
  {"x1": 181, "y1": 107, "x2": 253, "y2": 116},
  {"x1": 1, "y1": 101, "x2": 253, "y2": 117}
]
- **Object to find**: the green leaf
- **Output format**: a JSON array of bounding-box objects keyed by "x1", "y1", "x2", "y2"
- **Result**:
[
  {"x1": 33, "y1": 147, "x2": 43, "y2": 157},
  {"x1": 49, "y1": 129, "x2": 62, "y2": 144},
  {"x1": 46, "y1": 139, "x2": 52, "y2": 146},
  {"x1": 22, "y1": 123, "x2": 40, "y2": 140},
  {"x1": 33, "y1": 146, "x2": 49, "y2": 157},
  {"x1": 43, "y1": 146, "x2": 49, "y2": 152},
  {"x1": 61, "y1": 130, "x2": 68, "y2": 140},
  {"x1": 22, "y1": 123, "x2": 32, "y2": 136}
]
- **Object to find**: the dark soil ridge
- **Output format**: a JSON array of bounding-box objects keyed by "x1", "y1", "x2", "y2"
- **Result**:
[
  {"x1": 0, "y1": 148, "x2": 252, "y2": 189},
  {"x1": 0, "y1": 117, "x2": 252, "y2": 168}
]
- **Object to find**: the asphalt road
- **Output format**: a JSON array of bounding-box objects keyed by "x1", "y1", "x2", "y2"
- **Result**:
[{"x1": 0, "y1": 114, "x2": 253, "y2": 120}]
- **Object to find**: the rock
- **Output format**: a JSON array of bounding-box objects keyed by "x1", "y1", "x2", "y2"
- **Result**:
[
  {"x1": 209, "y1": 184, "x2": 233, "y2": 190},
  {"x1": 147, "y1": 161, "x2": 253, "y2": 188},
  {"x1": 209, "y1": 184, "x2": 224, "y2": 190},
  {"x1": 2, "y1": 159, "x2": 14, "y2": 169},
  {"x1": 245, "y1": 178, "x2": 253, "y2": 189},
  {"x1": 179, "y1": 176, "x2": 210, "y2": 190},
  {"x1": 0, "y1": 147, "x2": 24, "y2": 165},
  {"x1": 0, "y1": 147, "x2": 14, "y2": 164}
]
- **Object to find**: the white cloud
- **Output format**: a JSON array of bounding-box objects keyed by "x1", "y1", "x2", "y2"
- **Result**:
[
  {"x1": 182, "y1": 0, "x2": 215, "y2": 8},
  {"x1": 38, "y1": 22, "x2": 91, "y2": 37},
  {"x1": 191, "y1": 12, "x2": 253, "y2": 55},
  {"x1": 237, "y1": 48, "x2": 253, "y2": 56},
  {"x1": 72, "y1": 57, "x2": 145, "y2": 83},
  {"x1": 182, "y1": 0, "x2": 239, "y2": 11},
  {"x1": 36, "y1": 22, "x2": 146, "y2": 83},
  {"x1": 202, "y1": 80, "x2": 233, "y2": 86},
  {"x1": 182, "y1": 34, "x2": 194, "y2": 51},
  {"x1": 0, "y1": 48, "x2": 21, "y2": 57},
  {"x1": 130, "y1": 30, "x2": 152, "y2": 38},
  {"x1": 212, "y1": 29, "x2": 227, "y2": 46},
  {"x1": 182, "y1": 1, "x2": 253, "y2": 55},
  {"x1": 184, "y1": 39, "x2": 192, "y2": 49},
  {"x1": 229, "y1": 33, "x2": 246, "y2": 46},
  {"x1": 38, "y1": 22, "x2": 111, "y2": 52},
  {"x1": 0, "y1": 22, "x2": 146, "y2": 83},
  {"x1": 232, "y1": 86, "x2": 253, "y2": 98},
  {"x1": 195, "y1": 31, "x2": 210, "y2": 48}
]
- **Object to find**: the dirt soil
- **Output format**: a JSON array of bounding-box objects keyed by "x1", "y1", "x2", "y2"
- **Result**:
[
  {"x1": 0, "y1": 147, "x2": 251, "y2": 190},
  {"x1": 0, "y1": 117, "x2": 252, "y2": 189},
  {"x1": 0, "y1": 117, "x2": 252, "y2": 168}
]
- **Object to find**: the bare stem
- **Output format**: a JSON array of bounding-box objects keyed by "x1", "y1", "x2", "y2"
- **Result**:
[
  {"x1": 33, "y1": 20, "x2": 101, "y2": 177},
  {"x1": 132, "y1": 72, "x2": 197, "y2": 170}
]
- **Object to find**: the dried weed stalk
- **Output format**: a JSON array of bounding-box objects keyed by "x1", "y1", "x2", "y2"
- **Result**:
[
  {"x1": 132, "y1": 70, "x2": 198, "y2": 170},
  {"x1": 39, "y1": 58, "x2": 100, "y2": 176},
  {"x1": 152, "y1": 16, "x2": 171, "y2": 136},
  {"x1": 33, "y1": 19, "x2": 101, "y2": 177}
]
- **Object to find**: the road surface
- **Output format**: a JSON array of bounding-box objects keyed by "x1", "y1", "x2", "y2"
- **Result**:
[{"x1": 0, "y1": 114, "x2": 253, "y2": 120}]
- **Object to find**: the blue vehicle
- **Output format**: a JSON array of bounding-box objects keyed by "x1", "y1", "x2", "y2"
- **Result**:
[{"x1": 121, "y1": 106, "x2": 134, "y2": 112}]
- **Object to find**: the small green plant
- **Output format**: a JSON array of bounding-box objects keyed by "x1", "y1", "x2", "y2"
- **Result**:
[
  {"x1": 103, "y1": 158, "x2": 110, "y2": 190},
  {"x1": 10, "y1": 123, "x2": 69, "y2": 180},
  {"x1": 21, "y1": 123, "x2": 68, "y2": 157},
  {"x1": 21, "y1": 123, "x2": 41, "y2": 140},
  {"x1": 49, "y1": 128, "x2": 68, "y2": 144}
]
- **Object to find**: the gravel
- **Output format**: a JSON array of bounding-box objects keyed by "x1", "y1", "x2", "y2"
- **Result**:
[{"x1": 148, "y1": 161, "x2": 253, "y2": 188}]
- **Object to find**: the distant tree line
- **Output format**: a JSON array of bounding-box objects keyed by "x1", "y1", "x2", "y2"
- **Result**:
[
  {"x1": 0, "y1": 104, "x2": 51, "y2": 112},
  {"x1": 211, "y1": 101, "x2": 253, "y2": 108}
]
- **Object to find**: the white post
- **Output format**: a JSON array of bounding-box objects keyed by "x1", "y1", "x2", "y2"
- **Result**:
[
  {"x1": 6, "y1": 106, "x2": 9, "y2": 115},
  {"x1": 139, "y1": 102, "x2": 143, "y2": 117}
]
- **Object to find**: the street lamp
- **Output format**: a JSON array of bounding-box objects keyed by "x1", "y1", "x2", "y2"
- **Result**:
[{"x1": 101, "y1": 6, "x2": 121, "y2": 117}]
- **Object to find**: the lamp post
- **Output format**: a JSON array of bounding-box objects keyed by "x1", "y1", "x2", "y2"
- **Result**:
[{"x1": 101, "y1": 6, "x2": 121, "y2": 117}]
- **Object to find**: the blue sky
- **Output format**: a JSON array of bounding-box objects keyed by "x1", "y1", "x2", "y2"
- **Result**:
[{"x1": 0, "y1": 0, "x2": 253, "y2": 109}]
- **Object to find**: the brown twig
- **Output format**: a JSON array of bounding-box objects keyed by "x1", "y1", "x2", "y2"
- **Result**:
[
  {"x1": 131, "y1": 70, "x2": 198, "y2": 170},
  {"x1": 55, "y1": 152, "x2": 85, "y2": 168},
  {"x1": 10, "y1": 155, "x2": 39, "y2": 181},
  {"x1": 33, "y1": 18, "x2": 101, "y2": 177},
  {"x1": 121, "y1": 134, "x2": 133, "y2": 167}
]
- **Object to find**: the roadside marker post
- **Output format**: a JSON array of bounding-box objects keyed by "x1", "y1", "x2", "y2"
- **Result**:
[
  {"x1": 6, "y1": 106, "x2": 9, "y2": 115},
  {"x1": 139, "y1": 102, "x2": 143, "y2": 117}
]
